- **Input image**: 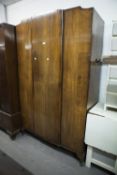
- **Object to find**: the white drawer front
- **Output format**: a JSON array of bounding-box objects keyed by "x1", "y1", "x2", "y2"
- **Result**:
[{"x1": 85, "y1": 113, "x2": 117, "y2": 155}]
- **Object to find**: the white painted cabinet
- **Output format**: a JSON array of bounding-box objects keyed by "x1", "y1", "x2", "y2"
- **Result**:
[
  {"x1": 85, "y1": 103, "x2": 117, "y2": 174},
  {"x1": 104, "y1": 65, "x2": 117, "y2": 110}
]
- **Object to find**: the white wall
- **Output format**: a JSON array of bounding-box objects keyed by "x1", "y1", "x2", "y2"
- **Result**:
[
  {"x1": 6, "y1": 0, "x2": 117, "y2": 103},
  {"x1": 0, "y1": 3, "x2": 6, "y2": 23}
]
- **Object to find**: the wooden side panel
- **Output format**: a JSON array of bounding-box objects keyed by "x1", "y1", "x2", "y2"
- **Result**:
[
  {"x1": 87, "y1": 63, "x2": 101, "y2": 110},
  {"x1": 91, "y1": 10, "x2": 104, "y2": 62},
  {"x1": 61, "y1": 8, "x2": 93, "y2": 160},
  {"x1": 87, "y1": 10, "x2": 104, "y2": 109},
  {"x1": 31, "y1": 11, "x2": 62, "y2": 144},
  {"x1": 16, "y1": 21, "x2": 33, "y2": 131}
]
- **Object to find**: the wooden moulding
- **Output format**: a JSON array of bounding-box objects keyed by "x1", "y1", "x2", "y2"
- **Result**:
[{"x1": 103, "y1": 56, "x2": 117, "y2": 65}]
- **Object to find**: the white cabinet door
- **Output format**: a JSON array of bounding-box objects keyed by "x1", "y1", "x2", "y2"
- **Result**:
[{"x1": 85, "y1": 113, "x2": 117, "y2": 155}]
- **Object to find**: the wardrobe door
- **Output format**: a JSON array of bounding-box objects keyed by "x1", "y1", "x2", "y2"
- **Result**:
[
  {"x1": 16, "y1": 21, "x2": 33, "y2": 131},
  {"x1": 31, "y1": 11, "x2": 62, "y2": 144},
  {"x1": 0, "y1": 27, "x2": 9, "y2": 112},
  {"x1": 61, "y1": 8, "x2": 92, "y2": 160}
]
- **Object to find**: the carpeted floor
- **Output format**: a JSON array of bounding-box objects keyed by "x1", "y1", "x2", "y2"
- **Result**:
[
  {"x1": 0, "y1": 130, "x2": 112, "y2": 175},
  {"x1": 0, "y1": 150, "x2": 32, "y2": 175}
]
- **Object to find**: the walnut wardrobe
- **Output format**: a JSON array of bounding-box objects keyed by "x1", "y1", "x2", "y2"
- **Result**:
[{"x1": 16, "y1": 7, "x2": 104, "y2": 161}]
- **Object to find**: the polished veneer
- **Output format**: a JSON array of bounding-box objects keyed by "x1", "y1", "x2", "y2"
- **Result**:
[
  {"x1": 16, "y1": 21, "x2": 33, "y2": 132},
  {"x1": 61, "y1": 8, "x2": 104, "y2": 160},
  {"x1": 17, "y1": 12, "x2": 62, "y2": 144},
  {"x1": 31, "y1": 12, "x2": 62, "y2": 144},
  {"x1": 16, "y1": 7, "x2": 104, "y2": 161},
  {"x1": 0, "y1": 23, "x2": 21, "y2": 138}
]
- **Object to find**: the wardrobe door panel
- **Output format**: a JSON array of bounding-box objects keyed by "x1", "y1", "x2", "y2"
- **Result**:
[
  {"x1": 5, "y1": 25, "x2": 20, "y2": 113},
  {"x1": 16, "y1": 21, "x2": 33, "y2": 131},
  {"x1": 61, "y1": 8, "x2": 92, "y2": 160},
  {"x1": 31, "y1": 11, "x2": 62, "y2": 144},
  {"x1": 32, "y1": 11, "x2": 62, "y2": 144},
  {"x1": 0, "y1": 27, "x2": 9, "y2": 112}
]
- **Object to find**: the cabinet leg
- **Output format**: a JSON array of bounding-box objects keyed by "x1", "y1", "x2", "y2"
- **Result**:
[
  {"x1": 20, "y1": 128, "x2": 25, "y2": 135},
  {"x1": 79, "y1": 160, "x2": 85, "y2": 166},
  {"x1": 104, "y1": 104, "x2": 107, "y2": 111},
  {"x1": 8, "y1": 130, "x2": 20, "y2": 140},
  {"x1": 115, "y1": 157, "x2": 117, "y2": 175},
  {"x1": 86, "y1": 145, "x2": 93, "y2": 168},
  {"x1": 76, "y1": 150, "x2": 85, "y2": 166},
  {"x1": 10, "y1": 134, "x2": 16, "y2": 140}
]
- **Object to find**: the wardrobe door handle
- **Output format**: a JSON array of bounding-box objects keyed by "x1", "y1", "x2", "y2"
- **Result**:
[
  {"x1": 46, "y1": 57, "x2": 50, "y2": 61},
  {"x1": 33, "y1": 57, "x2": 38, "y2": 61}
]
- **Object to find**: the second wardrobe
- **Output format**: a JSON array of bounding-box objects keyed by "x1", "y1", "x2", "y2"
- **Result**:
[{"x1": 16, "y1": 7, "x2": 104, "y2": 160}]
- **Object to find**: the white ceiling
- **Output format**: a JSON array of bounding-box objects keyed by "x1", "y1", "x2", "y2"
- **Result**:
[{"x1": 0, "y1": 0, "x2": 21, "y2": 6}]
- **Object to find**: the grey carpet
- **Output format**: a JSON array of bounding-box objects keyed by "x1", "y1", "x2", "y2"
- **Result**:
[
  {"x1": 0, "y1": 150, "x2": 32, "y2": 175},
  {"x1": 0, "y1": 130, "x2": 112, "y2": 175}
]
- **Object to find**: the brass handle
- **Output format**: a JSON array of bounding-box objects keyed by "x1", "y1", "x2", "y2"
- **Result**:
[
  {"x1": 42, "y1": 41, "x2": 46, "y2": 45},
  {"x1": 34, "y1": 57, "x2": 38, "y2": 61},
  {"x1": 46, "y1": 57, "x2": 50, "y2": 61}
]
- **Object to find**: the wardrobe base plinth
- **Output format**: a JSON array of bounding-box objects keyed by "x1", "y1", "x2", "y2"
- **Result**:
[{"x1": 0, "y1": 110, "x2": 21, "y2": 138}]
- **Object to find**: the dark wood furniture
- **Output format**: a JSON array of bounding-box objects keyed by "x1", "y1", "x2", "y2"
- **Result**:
[
  {"x1": 16, "y1": 7, "x2": 104, "y2": 161},
  {"x1": 31, "y1": 12, "x2": 62, "y2": 144},
  {"x1": 0, "y1": 23, "x2": 21, "y2": 138},
  {"x1": 61, "y1": 8, "x2": 104, "y2": 160},
  {"x1": 17, "y1": 12, "x2": 62, "y2": 144}
]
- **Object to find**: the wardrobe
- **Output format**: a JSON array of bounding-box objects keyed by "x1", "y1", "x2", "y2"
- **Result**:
[
  {"x1": 0, "y1": 23, "x2": 21, "y2": 138},
  {"x1": 16, "y1": 7, "x2": 104, "y2": 160}
]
